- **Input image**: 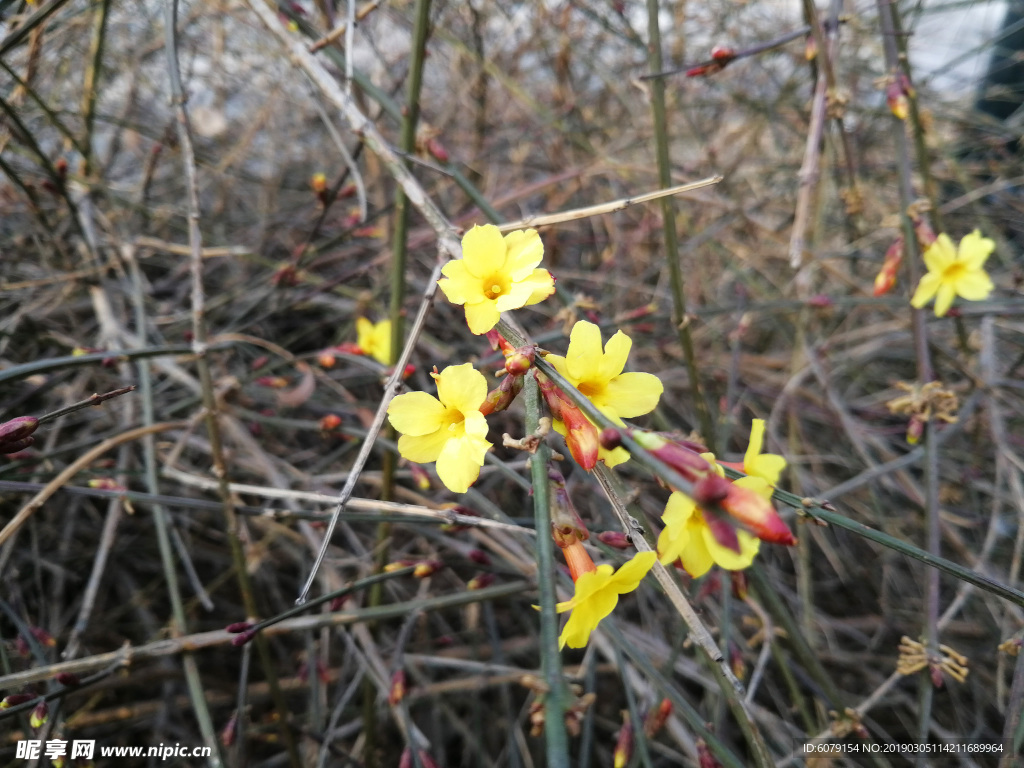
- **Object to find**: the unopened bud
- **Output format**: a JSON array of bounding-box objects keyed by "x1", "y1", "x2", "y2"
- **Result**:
[
  {"x1": 596, "y1": 531, "x2": 631, "y2": 549},
  {"x1": 0, "y1": 416, "x2": 39, "y2": 445},
  {"x1": 873, "y1": 237, "x2": 903, "y2": 297},
  {"x1": 697, "y1": 738, "x2": 724, "y2": 768},
  {"x1": 644, "y1": 698, "x2": 672, "y2": 737},
  {"x1": 480, "y1": 373, "x2": 523, "y2": 416},
  {"x1": 55, "y1": 672, "x2": 81, "y2": 687},
  {"x1": 599, "y1": 427, "x2": 622, "y2": 451},
  {"x1": 729, "y1": 641, "x2": 746, "y2": 681},
  {"x1": 426, "y1": 137, "x2": 449, "y2": 164},
  {"x1": 807, "y1": 294, "x2": 833, "y2": 308},
  {"x1": 730, "y1": 570, "x2": 749, "y2": 600},
  {"x1": 468, "y1": 572, "x2": 496, "y2": 590},
  {"x1": 225, "y1": 621, "x2": 254, "y2": 634},
  {"x1": 560, "y1": 404, "x2": 599, "y2": 470},
  {"x1": 613, "y1": 713, "x2": 634, "y2": 768},
  {"x1": 906, "y1": 414, "x2": 925, "y2": 445},
  {"x1": 221, "y1": 711, "x2": 238, "y2": 747},
  {"x1": 719, "y1": 481, "x2": 797, "y2": 546},
  {"x1": 329, "y1": 595, "x2": 348, "y2": 611},
  {"x1": 311, "y1": 172, "x2": 328, "y2": 194},
  {"x1": 504, "y1": 346, "x2": 535, "y2": 376},
  {"x1": 389, "y1": 669, "x2": 407, "y2": 705},
  {"x1": 632, "y1": 430, "x2": 712, "y2": 482},
  {"x1": 413, "y1": 559, "x2": 443, "y2": 578},
  {"x1": 1, "y1": 693, "x2": 35, "y2": 709},
  {"x1": 231, "y1": 630, "x2": 256, "y2": 647},
  {"x1": 30, "y1": 701, "x2": 48, "y2": 729},
  {"x1": 408, "y1": 462, "x2": 432, "y2": 490},
  {"x1": 318, "y1": 351, "x2": 337, "y2": 368},
  {"x1": 0, "y1": 436, "x2": 34, "y2": 454},
  {"x1": 467, "y1": 549, "x2": 490, "y2": 565},
  {"x1": 320, "y1": 413, "x2": 343, "y2": 432}
]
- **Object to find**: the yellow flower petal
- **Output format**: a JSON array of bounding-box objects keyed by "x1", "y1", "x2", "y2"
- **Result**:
[
  {"x1": 743, "y1": 419, "x2": 785, "y2": 486},
  {"x1": 495, "y1": 268, "x2": 554, "y2": 311},
  {"x1": 463, "y1": 300, "x2": 502, "y2": 335},
  {"x1": 356, "y1": 317, "x2": 374, "y2": 350},
  {"x1": 606, "y1": 551, "x2": 657, "y2": 591},
  {"x1": 910, "y1": 272, "x2": 941, "y2": 309},
  {"x1": 953, "y1": 271, "x2": 994, "y2": 301},
  {"x1": 958, "y1": 229, "x2": 994, "y2": 270},
  {"x1": 462, "y1": 409, "x2": 490, "y2": 440},
  {"x1": 387, "y1": 392, "x2": 446, "y2": 436},
  {"x1": 397, "y1": 430, "x2": 449, "y2": 464},
  {"x1": 933, "y1": 283, "x2": 956, "y2": 317},
  {"x1": 599, "y1": 330, "x2": 631, "y2": 381},
  {"x1": 438, "y1": 260, "x2": 486, "y2": 306},
  {"x1": 435, "y1": 363, "x2": 487, "y2": 413},
  {"x1": 922, "y1": 234, "x2": 955, "y2": 273},
  {"x1": 435, "y1": 434, "x2": 489, "y2": 493},
  {"x1": 658, "y1": 492, "x2": 696, "y2": 564},
  {"x1": 699, "y1": 524, "x2": 760, "y2": 571},
  {"x1": 599, "y1": 372, "x2": 664, "y2": 418},
  {"x1": 502, "y1": 228, "x2": 544, "y2": 280},
  {"x1": 522, "y1": 268, "x2": 557, "y2": 305},
  {"x1": 461, "y1": 224, "x2": 508, "y2": 279},
  {"x1": 565, "y1": 320, "x2": 604, "y2": 382}
]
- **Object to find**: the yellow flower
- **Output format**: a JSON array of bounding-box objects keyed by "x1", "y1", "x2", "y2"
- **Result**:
[
  {"x1": 657, "y1": 492, "x2": 760, "y2": 578},
  {"x1": 546, "y1": 321, "x2": 663, "y2": 467},
  {"x1": 356, "y1": 317, "x2": 392, "y2": 365},
  {"x1": 556, "y1": 551, "x2": 656, "y2": 649},
  {"x1": 438, "y1": 224, "x2": 555, "y2": 334},
  {"x1": 386, "y1": 363, "x2": 491, "y2": 493},
  {"x1": 740, "y1": 418, "x2": 786, "y2": 497},
  {"x1": 910, "y1": 230, "x2": 995, "y2": 317}
]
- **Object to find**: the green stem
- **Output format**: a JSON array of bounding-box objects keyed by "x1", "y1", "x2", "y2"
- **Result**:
[
  {"x1": 524, "y1": 373, "x2": 570, "y2": 767},
  {"x1": 644, "y1": 0, "x2": 716, "y2": 451}
]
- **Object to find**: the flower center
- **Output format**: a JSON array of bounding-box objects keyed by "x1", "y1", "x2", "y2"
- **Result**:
[
  {"x1": 942, "y1": 262, "x2": 966, "y2": 283},
  {"x1": 482, "y1": 275, "x2": 508, "y2": 300},
  {"x1": 442, "y1": 408, "x2": 466, "y2": 435},
  {"x1": 577, "y1": 380, "x2": 603, "y2": 399}
]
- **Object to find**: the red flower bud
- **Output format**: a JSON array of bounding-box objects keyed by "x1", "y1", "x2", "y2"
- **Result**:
[
  {"x1": 504, "y1": 346, "x2": 535, "y2": 376},
  {"x1": 467, "y1": 549, "x2": 491, "y2": 566},
  {"x1": 613, "y1": 713, "x2": 634, "y2": 768},
  {"x1": 632, "y1": 431, "x2": 712, "y2": 482},
  {"x1": 413, "y1": 559, "x2": 443, "y2": 578},
  {"x1": 389, "y1": 669, "x2": 407, "y2": 706},
  {"x1": 873, "y1": 237, "x2": 903, "y2": 297},
  {"x1": 320, "y1": 413, "x2": 343, "y2": 432},
  {"x1": 55, "y1": 672, "x2": 81, "y2": 687},
  {"x1": 231, "y1": 630, "x2": 256, "y2": 647},
  {"x1": 719, "y1": 482, "x2": 796, "y2": 546},
  {"x1": 0, "y1": 436, "x2": 34, "y2": 454},
  {"x1": 697, "y1": 738, "x2": 724, "y2": 768},
  {"x1": 221, "y1": 711, "x2": 238, "y2": 747},
  {"x1": 1, "y1": 693, "x2": 35, "y2": 708},
  {"x1": 467, "y1": 572, "x2": 496, "y2": 590},
  {"x1": 596, "y1": 531, "x2": 631, "y2": 549},
  {"x1": 644, "y1": 698, "x2": 672, "y2": 737},
  {"x1": 30, "y1": 701, "x2": 48, "y2": 729},
  {"x1": 0, "y1": 416, "x2": 39, "y2": 445},
  {"x1": 599, "y1": 427, "x2": 622, "y2": 451},
  {"x1": 730, "y1": 570, "x2": 749, "y2": 601},
  {"x1": 807, "y1": 294, "x2": 833, "y2": 308},
  {"x1": 560, "y1": 405, "x2": 599, "y2": 470},
  {"x1": 226, "y1": 621, "x2": 254, "y2": 634}
]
